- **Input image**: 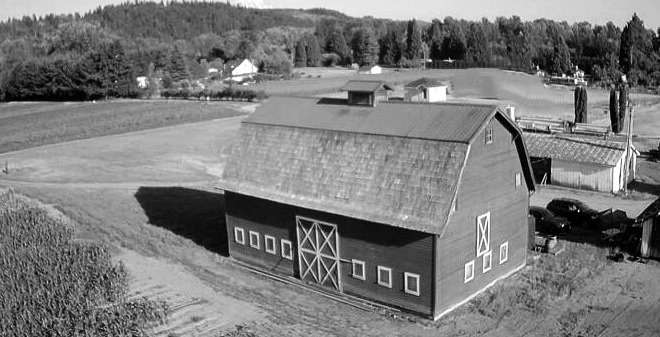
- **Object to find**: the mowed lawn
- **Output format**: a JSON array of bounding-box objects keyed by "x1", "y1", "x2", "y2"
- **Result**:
[{"x1": 0, "y1": 99, "x2": 252, "y2": 153}]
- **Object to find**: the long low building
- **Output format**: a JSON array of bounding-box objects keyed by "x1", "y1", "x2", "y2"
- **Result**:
[{"x1": 524, "y1": 132, "x2": 637, "y2": 193}]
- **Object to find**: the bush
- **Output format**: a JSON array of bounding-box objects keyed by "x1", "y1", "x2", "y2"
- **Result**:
[
  {"x1": 162, "y1": 86, "x2": 266, "y2": 102},
  {"x1": 0, "y1": 191, "x2": 168, "y2": 336}
]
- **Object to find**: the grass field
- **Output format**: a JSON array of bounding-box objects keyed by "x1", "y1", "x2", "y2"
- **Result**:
[{"x1": 0, "y1": 100, "x2": 252, "y2": 154}]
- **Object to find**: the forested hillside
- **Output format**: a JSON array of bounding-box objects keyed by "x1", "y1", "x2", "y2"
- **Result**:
[{"x1": 0, "y1": 1, "x2": 658, "y2": 101}]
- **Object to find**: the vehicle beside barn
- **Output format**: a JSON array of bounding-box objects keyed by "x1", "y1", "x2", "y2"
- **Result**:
[{"x1": 218, "y1": 85, "x2": 535, "y2": 319}]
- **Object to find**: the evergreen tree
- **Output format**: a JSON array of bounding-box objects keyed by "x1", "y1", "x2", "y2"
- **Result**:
[
  {"x1": 325, "y1": 29, "x2": 350, "y2": 64},
  {"x1": 304, "y1": 34, "x2": 321, "y2": 67},
  {"x1": 294, "y1": 39, "x2": 307, "y2": 67},
  {"x1": 550, "y1": 35, "x2": 571, "y2": 75},
  {"x1": 441, "y1": 22, "x2": 467, "y2": 60},
  {"x1": 619, "y1": 13, "x2": 654, "y2": 85},
  {"x1": 609, "y1": 86, "x2": 621, "y2": 133},
  {"x1": 351, "y1": 27, "x2": 378, "y2": 66},
  {"x1": 406, "y1": 19, "x2": 423, "y2": 60},
  {"x1": 379, "y1": 29, "x2": 401, "y2": 65},
  {"x1": 466, "y1": 22, "x2": 490, "y2": 65},
  {"x1": 166, "y1": 47, "x2": 189, "y2": 81}
]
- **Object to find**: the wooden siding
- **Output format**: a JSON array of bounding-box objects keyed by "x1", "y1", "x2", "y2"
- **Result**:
[
  {"x1": 641, "y1": 217, "x2": 660, "y2": 258},
  {"x1": 225, "y1": 192, "x2": 435, "y2": 315},
  {"x1": 225, "y1": 192, "x2": 297, "y2": 276},
  {"x1": 434, "y1": 115, "x2": 529, "y2": 317},
  {"x1": 551, "y1": 159, "x2": 614, "y2": 193}
]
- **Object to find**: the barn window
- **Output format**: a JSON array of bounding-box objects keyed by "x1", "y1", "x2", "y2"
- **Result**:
[
  {"x1": 464, "y1": 260, "x2": 475, "y2": 283},
  {"x1": 377, "y1": 266, "x2": 392, "y2": 288},
  {"x1": 483, "y1": 251, "x2": 492, "y2": 273},
  {"x1": 281, "y1": 239, "x2": 293, "y2": 260},
  {"x1": 476, "y1": 212, "x2": 491, "y2": 257},
  {"x1": 404, "y1": 272, "x2": 420, "y2": 296},
  {"x1": 351, "y1": 259, "x2": 366, "y2": 280},
  {"x1": 500, "y1": 241, "x2": 509, "y2": 264},
  {"x1": 234, "y1": 227, "x2": 245, "y2": 245},
  {"x1": 515, "y1": 172, "x2": 522, "y2": 188},
  {"x1": 264, "y1": 235, "x2": 276, "y2": 255},
  {"x1": 485, "y1": 124, "x2": 494, "y2": 144},
  {"x1": 249, "y1": 231, "x2": 260, "y2": 249}
]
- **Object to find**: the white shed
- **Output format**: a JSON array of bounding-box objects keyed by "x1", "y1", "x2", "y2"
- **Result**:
[
  {"x1": 524, "y1": 132, "x2": 637, "y2": 193},
  {"x1": 404, "y1": 77, "x2": 447, "y2": 102},
  {"x1": 358, "y1": 65, "x2": 382, "y2": 74}
]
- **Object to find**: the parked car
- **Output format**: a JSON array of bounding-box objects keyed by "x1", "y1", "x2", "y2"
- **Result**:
[
  {"x1": 529, "y1": 206, "x2": 570, "y2": 234},
  {"x1": 546, "y1": 198, "x2": 602, "y2": 229}
]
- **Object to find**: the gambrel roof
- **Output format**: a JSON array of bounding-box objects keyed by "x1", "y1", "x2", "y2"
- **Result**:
[{"x1": 219, "y1": 97, "x2": 534, "y2": 235}]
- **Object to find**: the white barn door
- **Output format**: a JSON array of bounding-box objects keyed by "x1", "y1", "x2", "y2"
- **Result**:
[{"x1": 296, "y1": 216, "x2": 342, "y2": 291}]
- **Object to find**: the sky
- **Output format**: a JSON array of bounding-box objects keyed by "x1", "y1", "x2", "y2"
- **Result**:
[{"x1": 1, "y1": 0, "x2": 659, "y2": 29}]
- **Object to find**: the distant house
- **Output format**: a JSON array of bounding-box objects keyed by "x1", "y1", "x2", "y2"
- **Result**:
[
  {"x1": 225, "y1": 59, "x2": 258, "y2": 81},
  {"x1": 404, "y1": 77, "x2": 448, "y2": 103},
  {"x1": 358, "y1": 65, "x2": 382, "y2": 74},
  {"x1": 637, "y1": 198, "x2": 660, "y2": 259},
  {"x1": 136, "y1": 76, "x2": 148, "y2": 89},
  {"x1": 218, "y1": 82, "x2": 535, "y2": 319},
  {"x1": 208, "y1": 67, "x2": 219, "y2": 74},
  {"x1": 523, "y1": 132, "x2": 637, "y2": 193},
  {"x1": 340, "y1": 80, "x2": 393, "y2": 106}
]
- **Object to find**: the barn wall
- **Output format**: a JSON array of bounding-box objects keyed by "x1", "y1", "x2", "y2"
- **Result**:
[
  {"x1": 551, "y1": 159, "x2": 614, "y2": 193},
  {"x1": 434, "y1": 115, "x2": 529, "y2": 318},
  {"x1": 641, "y1": 217, "x2": 660, "y2": 259},
  {"x1": 225, "y1": 192, "x2": 435, "y2": 315},
  {"x1": 225, "y1": 191, "x2": 297, "y2": 276}
]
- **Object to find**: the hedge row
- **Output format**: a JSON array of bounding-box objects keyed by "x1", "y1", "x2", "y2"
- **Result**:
[{"x1": 161, "y1": 87, "x2": 267, "y2": 101}]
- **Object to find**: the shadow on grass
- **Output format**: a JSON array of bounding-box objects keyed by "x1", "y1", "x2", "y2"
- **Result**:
[{"x1": 134, "y1": 187, "x2": 228, "y2": 256}]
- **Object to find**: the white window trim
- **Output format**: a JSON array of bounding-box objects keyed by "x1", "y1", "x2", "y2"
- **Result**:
[
  {"x1": 485, "y1": 124, "x2": 494, "y2": 144},
  {"x1": 483, "y1": 250, "x2": 492, "y2": 273},
  {"x1": 377, "y1": 266, "x2": 392, "y2": 288},
  {"x1": 476, "y1": 212, "x2": 491, "y2": 257},
  {"x1": 351, "y1": 259, "x2": 366, "y2": 280},
  {"x1": 404, "y1": 272, "x2": 420, "y2": 296},
  {"x1": 464, "y1": 260, "x2": 475, "y2": 283},
  {"x1": 234, "y1": 227, "x2": 245, "y2": 245},
  {"x1": 249, "y1": 230, "x2": 260, "y2": 249},
  {"x1": 515, "y1": 172, "x2": 522, "y2": 187},
  {"x1": 500, "y1": 241, "x2": 509, "y2": 264},
  {"x1": 280, "y1": 239, "x2": 293, "y2": 260},
  {"x1": 264, "y1": 235, "x2": 276, "y2": 255}
]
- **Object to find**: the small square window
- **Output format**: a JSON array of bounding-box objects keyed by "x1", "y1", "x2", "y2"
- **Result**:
[
  {"x1": 515, "y1": 172, "x2": 522, "y2": 188},
  {"x1": 464, "y1": 260, "x2": 475, "y2": 283},
  {"x1": 377, "y1": 266, "x2": 392, "y2": 288},
  {"x1": 485, "y1": 124, "x2": 493, "y2": 144},
  {"x1": 483, "y1": 251, "x2": 492, "y2": 273},
  {"x1": 281, "y1": 239, "x2": 293, "y2": 260},
  {"x1": 264, "y1": 235, "x2": 276, "y2": 255},
  {"x1": 500, "y1": 241, "x2": 509, "y2": 264},
  {"x1": 234, "y1": 227, "x2": 245, "y2": 245},
  {"x1": 404, "y1": 272, "x2": 420, "y2": 296},
  {"x1": 351, "y1": 259, "x2": 366, "y2": 280},
  {"x1": 249, "y1": 231, "x2": 260, "y2": 249}
]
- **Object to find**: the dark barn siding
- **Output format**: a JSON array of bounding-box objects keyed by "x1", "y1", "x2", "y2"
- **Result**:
[
  {"x1": 225, "y1": 192, "x2": 435, "y2": 315},
  {"x1": 434, "y1": 116, "x2": 529, "y2": 317}
]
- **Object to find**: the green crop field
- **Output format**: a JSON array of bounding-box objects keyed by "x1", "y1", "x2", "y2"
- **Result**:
[
  {"x1": 0, "y1": 100, "x2": 250, "y2": 154},
  {"x1": 0, "y1": 191, "x2": 168, "y2": 336}
]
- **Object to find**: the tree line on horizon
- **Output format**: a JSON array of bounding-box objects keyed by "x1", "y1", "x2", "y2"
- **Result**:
[{"x1": 0, "y1": 1, "x2": 658, "y2": 101}]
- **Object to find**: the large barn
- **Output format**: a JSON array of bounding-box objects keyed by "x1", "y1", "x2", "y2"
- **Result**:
[{"x1": 219, "y1": 89, "x2": 535, "y2": 319}]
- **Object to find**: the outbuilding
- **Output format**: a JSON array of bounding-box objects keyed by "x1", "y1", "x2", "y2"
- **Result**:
[
  {"x1": 524, "y1": 132, "x2": 637, "y2": 193},
  {"x1": 404, "y1": 77, "x2": 448, "y2": 102},
  {"x1": 219, "y1": 89, "x2": 535, "y2": 319},
  {"x1": 357, "y1": 64, "x2": 382, "y2": 74},
  {"x1": 226, "y1": 59, "x2": 258, "y2": 82}
]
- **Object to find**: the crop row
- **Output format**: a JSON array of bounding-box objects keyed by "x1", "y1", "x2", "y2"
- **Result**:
[{"x1": 0, "y1": 191, "x2": 168, "y2": 337}]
